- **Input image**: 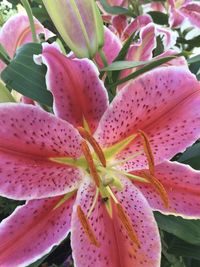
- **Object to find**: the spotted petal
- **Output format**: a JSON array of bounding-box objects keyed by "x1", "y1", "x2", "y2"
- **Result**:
[
  {"x1": 133, "y1": 160, "x2": 200, "y2": 219},
  {"x1": 0, "y1": 104, "x2": 82, "y2": 200},
  {"x1": 95, "y1": 66, "x2": 200, "y2": 171},
  {"x1": 37, "y1": 44, "x2": 108, "y2": 134},
  {"x1": 0, "y1": 13, "x2": 53, "y2": 72},
  {"x1": 71, "y1": 178, "x2": 160, "y2": 267},
  {"x1": 0, "y1": 194, "x2": 75, "y2": 267}
]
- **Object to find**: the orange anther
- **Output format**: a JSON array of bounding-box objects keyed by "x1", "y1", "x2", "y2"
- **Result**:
[
  {"x1": 116, "y1": 203, "x2": 140, "y2": 248},
  {"x1": 81, "y1": 141, "x2": 100, "y2": 187},
  {"x1": 77, "y1": 205, "x2": 100, "y2": 247},
  {"x1": 142, "y1": 172, "x2": 169, "y2": 208},
  {"x1": 139, "y1": 130, "x2": 155, "y2": 175},
  {"x1": 78, "y1": 127, "x2": 106, "y2": 167}
]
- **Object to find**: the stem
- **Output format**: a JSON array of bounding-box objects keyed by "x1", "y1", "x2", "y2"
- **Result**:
[
  {"x1": 99, "y1": 49, "x2": 113, "y2": 85},
  {"x1": 99, "y1": 49, "x2": 108, "y2": 67},
  {"x1": 21, "y1": 0, "x2": 38, "y2": 43}
]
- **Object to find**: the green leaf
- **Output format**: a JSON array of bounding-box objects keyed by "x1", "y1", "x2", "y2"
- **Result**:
[
  {"x1": 153, "y1": 35, "x2": 165, "y2": 57},
  {"x1": 109, "y1": 31, "x2": 136, "y2": 85},
  {"x1": 102, "y1": 60, "x2": 147, "y2": 71},
  {"x1": 0, "y1": 44, "x2": 11, "y2": 65},
  {"x1": 99, "y1": 0, "x2": 133, "y2": 16},
  {"x1": 177, "y1": 35, "x2": 200, "y2": 48},
  {"x1": 1, "y1": 43, "x2": 53, "y2": 106},
  {"x1": 148, "y1": 11, "x2": 169, "y2": 25},
  {"x1": 187, "y1": 54, "x2": 200, "y2": 64},
  {"x1": 0, "y1": 80, "x2": 15, "y2": 103},
  {"x1": 178, "y1": 142, "x2": 200, "y2": 170},
  {"x1": 27, "y1": 246, "x2": 57, "y2": 267},
  {"x1": 168, "y1": 238, "x2": 200, "y2": 261},
  {"x1": 108, "y1": 55, "x2": 176, "y2": 89},
  {"x1": 155, "y1": 212, "x2": 200, "y2": 245}
]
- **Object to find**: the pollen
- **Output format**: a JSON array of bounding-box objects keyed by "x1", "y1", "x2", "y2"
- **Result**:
[
  {"x1": 77, "y1": 205, "x2": 100, "y2": 247},
  {"x1": 116, "y1": 203, "x2": 140, "y2": 248},
  {"x1": 81, "y1": 141, "x2": 100, "y2": 187},
  {"x1": 78, "y1": 127, "x2": 106, "y2": 167},
  {"x1": 142, "y1": 172, "x2": 169, "y2": 208},
  {"x1": 139, "y1": 130, "x2": 155, "y2": 175}
]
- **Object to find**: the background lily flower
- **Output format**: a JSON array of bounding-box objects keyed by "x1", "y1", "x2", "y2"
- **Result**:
[
  {"x1": 168, "y1": 0, "x2": 200, "y2": 28},
  {"x1": 94, "y1": 14, "x2": 178, "y2": 73},
  {"x1": 0, "y1": 13, "x2": 53, "y2": 72},
  {"x1": 42, "y1": 0, "x2": 104, "y2": 59},
  {"x1": 0, "y1": 44, "x2": 200, "y2": 266}
]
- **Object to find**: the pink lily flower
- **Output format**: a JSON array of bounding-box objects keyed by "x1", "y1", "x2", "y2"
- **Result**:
[
  {"x1": 0, "y1": 13, "x2": 53, "y2": 72},
  {"x1": 0, "y1": 44, "x2": 200, "y2": 267},
  {"x1": 168, "y1": 0, "x2": 200, "y2": 28},
  {"x1": 118, "y1": 22, "x2": 179, "y2": 88},
  {"x1": 95, "y1": 14, "x2": 178, "y2": 73}
]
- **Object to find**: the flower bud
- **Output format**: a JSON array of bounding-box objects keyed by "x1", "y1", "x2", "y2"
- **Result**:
[{"x1": 42, "y1": 0, "x2": 104, "y2": 58}]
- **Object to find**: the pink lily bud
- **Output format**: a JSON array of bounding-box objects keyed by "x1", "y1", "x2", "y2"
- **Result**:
[{"x1": 42, "y1": 0, "x2": 104, "y2": 58}]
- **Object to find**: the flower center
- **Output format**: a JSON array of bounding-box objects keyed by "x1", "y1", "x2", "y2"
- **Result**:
[{"x1": 50, "y1": 127, "x2": 169, "y2": 247}]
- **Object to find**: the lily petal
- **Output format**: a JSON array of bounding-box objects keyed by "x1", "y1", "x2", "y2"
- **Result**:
[
  {"x1": 133, "y1": 160, "x2": 200, "y2": 219},
  {"x1": 0, "y1": 194, "x2": 75, "y2": 267},
  {"x1": 119, "y1": 23, "x2": 156, "y2": 87},
  {"x1": 180, "y1": 2, "x2": 200, "y2": 28},
  {"x1": 112, "y1": 15, "x2": 128, "y2": 37},
  {"x1": 95, "y1": 26, "x2": 122, "y2": 69},
  {"x1": 95, "y1": 67, "x2": 200, "y2": 170},
  {"x1": 71, "y1": 178, "x2": 160, "y2": 267},
  {"x1": 0, "y1": 13, "x2": 53, "y2": 72},
  {"x1": 168, "y1": 4, "x2": 185, "y2": 28},
  {"x1": 0, "y1": 150, "x2": 82, "y2": 200},
  {"x1": 0, "y1": 103, "x2": 82, "y2": 157},
  {"x1": 38, "y1": 44, "x2": 108, "y2": 133},
  {"x1": 155, "y1": 26, "x2": 178, "y2": 50},
  {"x1": 0, "y1": 104, "x2": 83, "y2": 200},
  {"x1": 122, "y1": 15, "x2": 152, "y2": 41}
]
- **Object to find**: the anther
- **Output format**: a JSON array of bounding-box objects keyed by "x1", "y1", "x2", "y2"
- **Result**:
[
  {"x1": 139, "y1": 130, "x2": 155, "y2": 175},
  {"x1": 78, "y1": 127, "x2": 106, "y2": 167},
  {"x1": 116, "y1": 203, "x2": 140, "y2": 248},
  {"x1": 81, "y1": 141, "x2": 100, "y2": 187},
  {"x1": 142, "y1": 172, "x2": 169, "y2": 208},
  {"x1": 77, "y1": 205, "x2": 100, "y2": 247}
]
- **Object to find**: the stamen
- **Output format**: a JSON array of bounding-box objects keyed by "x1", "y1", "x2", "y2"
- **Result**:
[
  {"x1": 106, "y1": 186, "x2": 119, "y2": 204},
  {"x1": 142, "y1": 172, "x2": 169, "y2": 208},
  {"x1": 81, "y1": 141, "x2": 100, "y2": 187},
  {"x1": 139, "y1": 130, "x2": 155, "y2": 175},
  {"x1": 116, "y1": 203, "x2": 140, "y2": 248},
  {"x1": 77, "y1": 205, "x2": 100, "y2": 247},
  {"x1": 87, "y1": 188, "x2": 99, "y2": 218},
  {"x1": 78, "y1": 127, "x2": 106, "y2": 167}
]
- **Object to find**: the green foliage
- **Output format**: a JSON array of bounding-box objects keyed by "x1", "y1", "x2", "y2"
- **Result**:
[
  {"x1": 148, "y1": 11, "x2": 169, "y2": 25},
  {"x1": 99, "y1": 0, "x2": 133, "y2": 16},
  {"x1": 1, "y1": 43, "x2": 53, "y2": 106}
]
